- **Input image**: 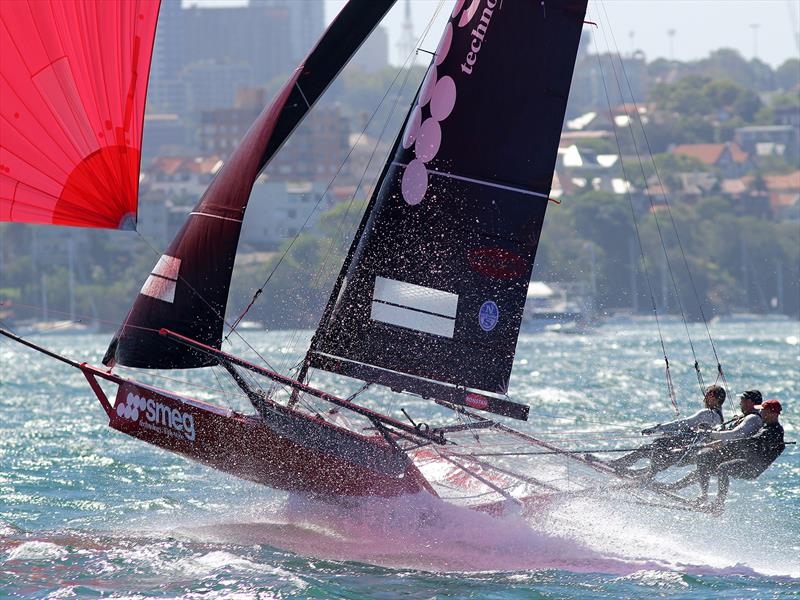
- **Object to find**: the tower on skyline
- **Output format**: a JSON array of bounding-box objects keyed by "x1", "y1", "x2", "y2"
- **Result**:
[{"x1": 397, "y1": 0, "x2": 416, "y2": 61}]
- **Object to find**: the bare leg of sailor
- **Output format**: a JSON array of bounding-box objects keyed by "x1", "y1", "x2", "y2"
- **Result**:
[
  {"x1": 698, "y1": 468, "x2": 711, "y2": 500},
  {"x1": 715, "y1": 472, "x2": 730, "y2": 506},
  {"x1": 662, "y1": 446, "x2": 718, "y2": 492}
]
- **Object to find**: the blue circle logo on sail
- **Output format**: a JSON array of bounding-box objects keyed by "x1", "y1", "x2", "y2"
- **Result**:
[{"x1": 478, "y1": 300, "x2": 499, "y2": 331}]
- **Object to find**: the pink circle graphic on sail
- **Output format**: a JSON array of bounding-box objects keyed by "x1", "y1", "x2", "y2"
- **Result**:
[
  {"x1": 435, "y1": 23, "x2": 453, "y2": 66},
  {"x1": 430, "y1": 76, "x2": 456, "y2": 121},
  {"x1": 415, "y1": 118, "x2": 441, "y2": 163},
  {"x1": 401, "y1": 158, "x2": 428, "y2": 205},
  {"x1": 419, "y1": 66, "x2": 438, "y2": 106},
  {"x1": 399, "y1": 5, "x2": 463, "y2": 206},
  {"x1": 458, "y1": 0, "x2": 481, "y2": 27},
  {"x1": 402, "y1": 105, "x2": 423, "y2": 149}
]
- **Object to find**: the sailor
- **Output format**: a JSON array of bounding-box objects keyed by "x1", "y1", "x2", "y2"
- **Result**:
[
  {"x1": 708, "y1": 389, "x2": 764, "y2": 442},
  {"x1": 665, "y1": 398, "x2": 784, "y2": 509},
  {"x1": 602, "y1": 384, "x2": 726, "y2": 477},
  {"x1": 659, "y1": 389, "x2": 763, "y2": 491}
]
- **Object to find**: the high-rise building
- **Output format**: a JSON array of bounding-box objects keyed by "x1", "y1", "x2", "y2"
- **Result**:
[
  {"x1": 148, "y1": 1, "x2": 326, "y2": 115},
  {"x1": 353, "y1": 26, "x2": 389, "y2": 72},
  {"x1": 150, "y1": 0, "x2": 185, "y2": 112}
]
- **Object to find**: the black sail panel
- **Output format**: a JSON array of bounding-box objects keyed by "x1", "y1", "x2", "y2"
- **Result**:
[
  {"x1": 104, "y1": 0, "x2": 396, "y2": 369},
  {"x1": 310, "y1": 0, "x2": 588, "y2": 400}
]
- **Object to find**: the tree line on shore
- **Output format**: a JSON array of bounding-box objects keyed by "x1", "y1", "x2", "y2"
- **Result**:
[{"x1": 1, "y1": 48, "x2": 798, "y2": 330}]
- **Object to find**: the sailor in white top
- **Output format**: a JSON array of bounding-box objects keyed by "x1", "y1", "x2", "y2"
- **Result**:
[
  {"x1": 709, "y1": 389, "x2": 764, "y2": 441},
  {"x1": 661, "y1": 391, "x2": 771, "y2": 505},
  {"x1": 644, "y1": 404, "x2": 724, "y2": 435},
  {"x1": 604, "y1": 385, "x2": 727, "y2": 476}
]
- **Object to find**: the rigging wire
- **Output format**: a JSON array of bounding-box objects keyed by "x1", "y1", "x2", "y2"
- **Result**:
[
  {"x1": 295, "y1": 4, "x2": 449, "y2": 385},
  {"x1": 588, "y1": 8, "x2": 679, "y2": 414},
  {"x1": 595, "y1": 8, "x2": 696, "y2": 399},
  {"x1": 597, "y1": 1, "x2": 712, "y2": 400},
  {"x1": 132, "y1": 230, "x2": 294, "y2": 399},
  {"x1": 273, "y1": 54, "x2": 420, "y2": 377},
  {"x1": 228, "y1": 16, "x2": 437, "y2": 343},
  {"x1": 243, "y1": 1, "x2": 447, "y2": 378},
  {"x1": 598, "y1": 0, "x2": 729, "y2": 396}
]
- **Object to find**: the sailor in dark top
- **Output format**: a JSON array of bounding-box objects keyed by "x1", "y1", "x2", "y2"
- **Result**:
[
  {"x1": 664, "y1": 398, "x2": 785, "y2": 509},
  {"x1": 706, "y1": 399, "x2": 785, "y2": 507},
  {"x1": 600, "y1": 385, "x2": 726, "y2": 479}
]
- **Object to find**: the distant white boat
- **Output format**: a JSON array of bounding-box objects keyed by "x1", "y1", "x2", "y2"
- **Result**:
[
  {"x1": 15, "y1": 320, "x2": 101, "y2": 336},
  {"x1": 521, "y1": 281, "x2": 593, "y2": 333}
]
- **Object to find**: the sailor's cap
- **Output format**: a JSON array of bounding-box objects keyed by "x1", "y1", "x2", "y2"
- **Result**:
[{"x1": 757, "y1": 399, "x2": 782, "y2": 414}]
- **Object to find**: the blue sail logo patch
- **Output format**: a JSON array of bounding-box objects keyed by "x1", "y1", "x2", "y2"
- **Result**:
[{"x1": 478, "y1": 300, "x2": 499, "y2": 331}]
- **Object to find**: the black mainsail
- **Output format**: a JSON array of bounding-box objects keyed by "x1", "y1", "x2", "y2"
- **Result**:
[
  {"x1": 103, "y1": 0, "x2": 396, "y2": 369},
  {"x1": 306, "y1": 0, "x2": 587, "y2": 419}
]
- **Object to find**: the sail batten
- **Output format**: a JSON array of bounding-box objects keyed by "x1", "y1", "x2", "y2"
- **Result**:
[{"x1": 308, "y1": 0, "x2": 588, "y2": 412}]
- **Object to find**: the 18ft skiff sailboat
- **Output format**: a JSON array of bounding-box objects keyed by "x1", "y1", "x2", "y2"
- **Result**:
[{"x1": 2, "y1": 0, "x2": 704, "y2": 514}]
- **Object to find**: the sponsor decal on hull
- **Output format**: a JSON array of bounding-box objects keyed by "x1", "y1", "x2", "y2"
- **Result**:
[
  {"x1": 114, "y1": 385, "x2": 196, "y2": 442},
  {"x1": 465, "y1": 392, "x2": 490, "y2": 410}
]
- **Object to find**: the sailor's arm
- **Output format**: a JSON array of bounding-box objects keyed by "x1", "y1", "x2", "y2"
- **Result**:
[
  {"x1": 656, "y1": 409, "x2": 715, "y2": 434},
  {"x1": 709, "y1": 414, "x2": 762, "y2": 442}
]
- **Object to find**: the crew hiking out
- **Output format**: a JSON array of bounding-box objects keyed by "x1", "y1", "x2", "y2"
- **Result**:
[
  {"x1": 664, "y1": 398, "x2": 785, "y2": 510},
  {"x1": 598, "y1": 385, "x2": 726, "y2": 479}
]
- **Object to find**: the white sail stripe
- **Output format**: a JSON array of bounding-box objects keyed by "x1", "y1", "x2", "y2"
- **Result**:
[
  {"x1": 140, "y1": 274, "x2": 177, "y2": 303},
  {"x1": 371, "y1": 301, "x2": 455, "y2": 338},
  {"x1": 373, "y1": 276, "x2": 458, "y2": 318},
  {"x1": 391, "y1": 161, "x2": 550, "y2": 199},
  {"x1": 189, "y1": 212, "x2": 243, "y2": 223},
  {"x1": 151, "y1": 255, "x2": 181, "y2": 280}
]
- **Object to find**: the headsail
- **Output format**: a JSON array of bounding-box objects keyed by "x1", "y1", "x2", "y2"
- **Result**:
[
  {"x1": 104, "y1": 0, "x2": 397, "y2": 369},
  {"x1": 0, "y1": 0, "x2": 159, "y2": 229},
  {"x1": 307, "y1": 0, "x2": 588, "y2": 419}
]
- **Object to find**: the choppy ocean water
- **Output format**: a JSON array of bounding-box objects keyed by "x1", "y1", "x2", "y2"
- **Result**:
[{"x1": 1, "y1": 320, "x2": 798, "y2": 598}]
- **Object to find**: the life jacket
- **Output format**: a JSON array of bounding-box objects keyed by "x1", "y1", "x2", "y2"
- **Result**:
[{"x1": 728, "y1": 422, "x2": 785, "y2": 476}]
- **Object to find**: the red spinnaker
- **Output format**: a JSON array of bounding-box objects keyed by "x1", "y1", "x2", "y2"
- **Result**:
[{"x1": 0, "y1": 0, "x2": 160, "y2": 229}]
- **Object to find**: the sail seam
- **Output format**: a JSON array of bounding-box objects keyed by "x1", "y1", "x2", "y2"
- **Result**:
[
  {"x1": 146, "y1": 272, "x2": 176, "y2": 283},
  {"x1": 391, "y1": 162, "x2": 550, "y2": 199},
  {"x1": 372, "y1": 298, "x2": 455, "y2": 320},
  {"x1": 189, "y1": 212, "x2": 243, "y2": 223}
]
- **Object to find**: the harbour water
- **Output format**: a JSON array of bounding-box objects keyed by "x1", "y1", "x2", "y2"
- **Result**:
[{"x1": 1, "y1": 320, "x2": 798, "y2": 598}]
